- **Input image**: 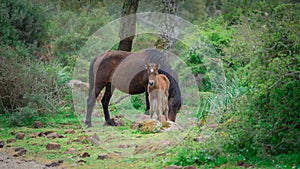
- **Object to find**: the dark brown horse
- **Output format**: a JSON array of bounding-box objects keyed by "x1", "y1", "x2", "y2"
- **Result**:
[
  {"x1": 85, "y1": 49, "x2": 181, "y2": 127},
  {"x1": 146, "y1": 63, "x2": 170, "y2": 122}
]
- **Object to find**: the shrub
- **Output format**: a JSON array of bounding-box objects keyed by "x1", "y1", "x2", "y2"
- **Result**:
[
  {"x1": 130, "y1": 94, "x2": 145, "y2": 110},
  {"x1": 44, "y1": 6, "x2": 110, "y2": 65},
  {"x1": 0, "y1": 45, "x2": 70, "y2": 126},
  {"x1": 0, "y1": 0, "x2": 47, "y2": 46},
  {"x1": 221, "y1": 3, "x2": 300, "y2": 156}
]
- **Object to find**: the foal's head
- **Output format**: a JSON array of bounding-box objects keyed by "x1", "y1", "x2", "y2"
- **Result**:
[{"x1": 145, "y1": 63, "x2": 160, "y2": 87}]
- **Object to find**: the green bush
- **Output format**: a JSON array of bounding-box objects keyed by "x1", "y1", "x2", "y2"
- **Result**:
[
  {"x1": 44, "y1": 6, "x2": 110, "y2": 65},
  {"x1": 221, "y1": 3, "x2": 300, "y2": 156},
  {"x1": 0, "y1": 45, "x2": 70, "y2": 127},
  {"x1": 130, "y1": 94, "x2": 145, "y2": 110},
  {"x1": 0, "y1": 0, "x2": 47, "y2": 46}
]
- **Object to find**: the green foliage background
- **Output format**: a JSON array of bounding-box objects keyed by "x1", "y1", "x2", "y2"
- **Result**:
[{"x1": 0, "y1": 0, "x2": 299, "y2": 168}]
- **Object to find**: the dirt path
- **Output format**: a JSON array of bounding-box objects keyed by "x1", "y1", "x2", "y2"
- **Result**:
[{"x1": 0, "y1": 151, "x2": 60, "y2": 169}]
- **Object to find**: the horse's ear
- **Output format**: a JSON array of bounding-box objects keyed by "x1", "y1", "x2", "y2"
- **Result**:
[
  {"x1": 156, "y1": 64, "x2": 160, "y2": 70},
  {"x1": 145, "y1": 63, "x2": 148, "y2": 69}
]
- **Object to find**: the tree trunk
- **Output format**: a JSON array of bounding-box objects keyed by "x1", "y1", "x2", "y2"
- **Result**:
[
  {"x1": 155, "y1": 0, "x2": 179, "y2": 50},
  {"x1": 118, "y1": 0, "x2": 139, "y2": 52},
  {"x1": 206, "y1": 0, "x2": 222, "y2": 18}
]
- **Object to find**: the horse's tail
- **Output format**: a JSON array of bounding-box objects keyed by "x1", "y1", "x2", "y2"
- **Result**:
[{"x1": 88, "y1": 57, "x2": 97, "y2": 95}]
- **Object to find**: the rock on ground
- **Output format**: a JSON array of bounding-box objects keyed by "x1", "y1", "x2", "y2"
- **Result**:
[
  {"x1": 33, "y1": 121, "x2": 44, "y2": 128},
  {"x1": 45, "y1": 142, "x2": 61, "y2": 150},
  {"x1": 15, "y1": 133, "x2": 25, "y2": 140},
  {"x1": 0, "y1": 151, "x2": 60, "y2": 169}
]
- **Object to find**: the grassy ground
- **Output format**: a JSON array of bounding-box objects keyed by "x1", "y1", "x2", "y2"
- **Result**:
[
  {"x1": 1, "y1": 106, "x2": 299, "y2": 169},
  {"x1": 0, "y1": 110, "x2": 168, "y2": 168}
]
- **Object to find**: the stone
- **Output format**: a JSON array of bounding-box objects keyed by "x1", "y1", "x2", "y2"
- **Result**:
[
  {"x1": 15, "y1": 132, "x2": 25, "y2": 139},
  {"x1": 45, "y1": 160, "x2": 63, "y2": 167},
  {"x1": 65, "y1": 148, "x2": 75, "y2": 154},
  {"x1": 131, "y1": 114, "x2": 151, "y2": 130},
  {"x1": 97, "y1": 154, "x2": 108, "y2": 160},
  {"x1": 237, "y1": 160, "x2": 244, "y2": 166},
  {"x1": 46, "y1": 132, "x2": 63, "y2": 139},
  {"x1": 156, "y1": 152, "x2": 166, "y2": 156},
  {"x1": 76, "y1": 159, "x2": 86, "y2": 163},
  {"x1": 81, "y1": 152, "x2": 90, "y2": 158},
  {"x1": 159, "y1": 121, "x2": 184, "y2": 133},
  {"x1": 6, "y1": 138, "x2": 16, "y2": 144},
  {"x1": 118, "y1": 144, "x2": 130, "y2": 148},
  {"x1": 183, "y1": 166, "x2": 197, "y2": 169},
  {"x1": 15, "y1": 147, "x2": 25, "y2": 152},
  {"x1": 194, "y1": 136, "x2": 205, "y2": 142},
  {"x1": 0, "y1": 140, "x2": 4, "y2": 148},
  {"x1": 110, "y1": 116, "x2": 124, "y2": 126},
  {"x1": 45, "y1": 162, "x2": 59, "y2": 167},
  {"x1": 13, "y1": 147, "x2": 27, "y2": 156},
  {"x1": 89, "y1": 133, "x2": 101, "y2": 146},
  {"x1": 38, "y1": 131, "x2": 55, "y2": 137},
  {"x1": 68, "y1": 80, "x2": 89, "y2": 95},
  {"x1": 46, "y1": 142, "x2": 61, "y2": 150},
  {"x1": 138, "y1": 119, "x2": 161, "y2": 133},
  {"x1": 163, "y1": 165, "x2": 182, "y2": 169},
  {"x1": 33, "y1": 121, "x2": 44, "y2": 128},
  {"x1": 29, "y1": 133, "x2": 39, "y2": 138},
  {"x1": 237, "y1": 160, "x2": 252, "y2": 168},
  {"x1": 64, "y1": 129, "x2": 75, "y2": 134}
]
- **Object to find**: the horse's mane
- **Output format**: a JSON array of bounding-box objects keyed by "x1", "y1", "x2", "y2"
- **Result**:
[{"x1": 143, "y1": 49, "x2": 177, "y2": 80}]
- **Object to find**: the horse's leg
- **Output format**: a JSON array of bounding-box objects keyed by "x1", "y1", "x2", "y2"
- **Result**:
[
  {"x1": 165, "y1": 95, "x2": 169, "y2": 121},
  {"x1": 102, "y1": 82, "x2": 115, "y2": 126},
  {"x1": 86, "y1": 83, "x2": 104, "y2": 128},
  {"x1": 144, "y1": 92, "x2": 150, "y2": 115},
  {"x1": 86, "y1": 91, "x2": 95, "y2": 128}
]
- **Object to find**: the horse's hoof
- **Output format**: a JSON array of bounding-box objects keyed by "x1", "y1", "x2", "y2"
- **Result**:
[
  {"x1": 105, "y1": 120, "x2": 115, "y2": 126},
  {"x1": 144, "y1": 110, "x2": 150, "y2": 115}
]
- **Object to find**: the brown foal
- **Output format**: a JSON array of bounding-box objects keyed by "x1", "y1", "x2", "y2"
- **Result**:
[{"x1": 146, "y1": 63, "x2": 170, "y2": 122}]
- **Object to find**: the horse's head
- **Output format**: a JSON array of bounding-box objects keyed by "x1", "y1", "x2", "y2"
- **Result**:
[
  {"x1": 145, "y1": 63, "x2": 160, "y2": 87},
  {"x1": 168, "y1": 87, "x2": 182, "y2": 122}
]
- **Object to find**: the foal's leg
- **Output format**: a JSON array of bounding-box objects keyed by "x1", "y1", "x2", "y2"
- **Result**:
[
  {"x1": 156, "y1": 94, "x2": 162, "y2": 122},
  {"x1": 144, "y1": 92, "x2": 150, "y2": 115},
  {"x1": 149, "y1": 94, "x2": 154, "y2": 119},
  {"x1": 86, "y1": 82, "x2": 105, "y2": 128},
  {"x1": 101, "y1": 83, "x2": 115, "y2": 126}
]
